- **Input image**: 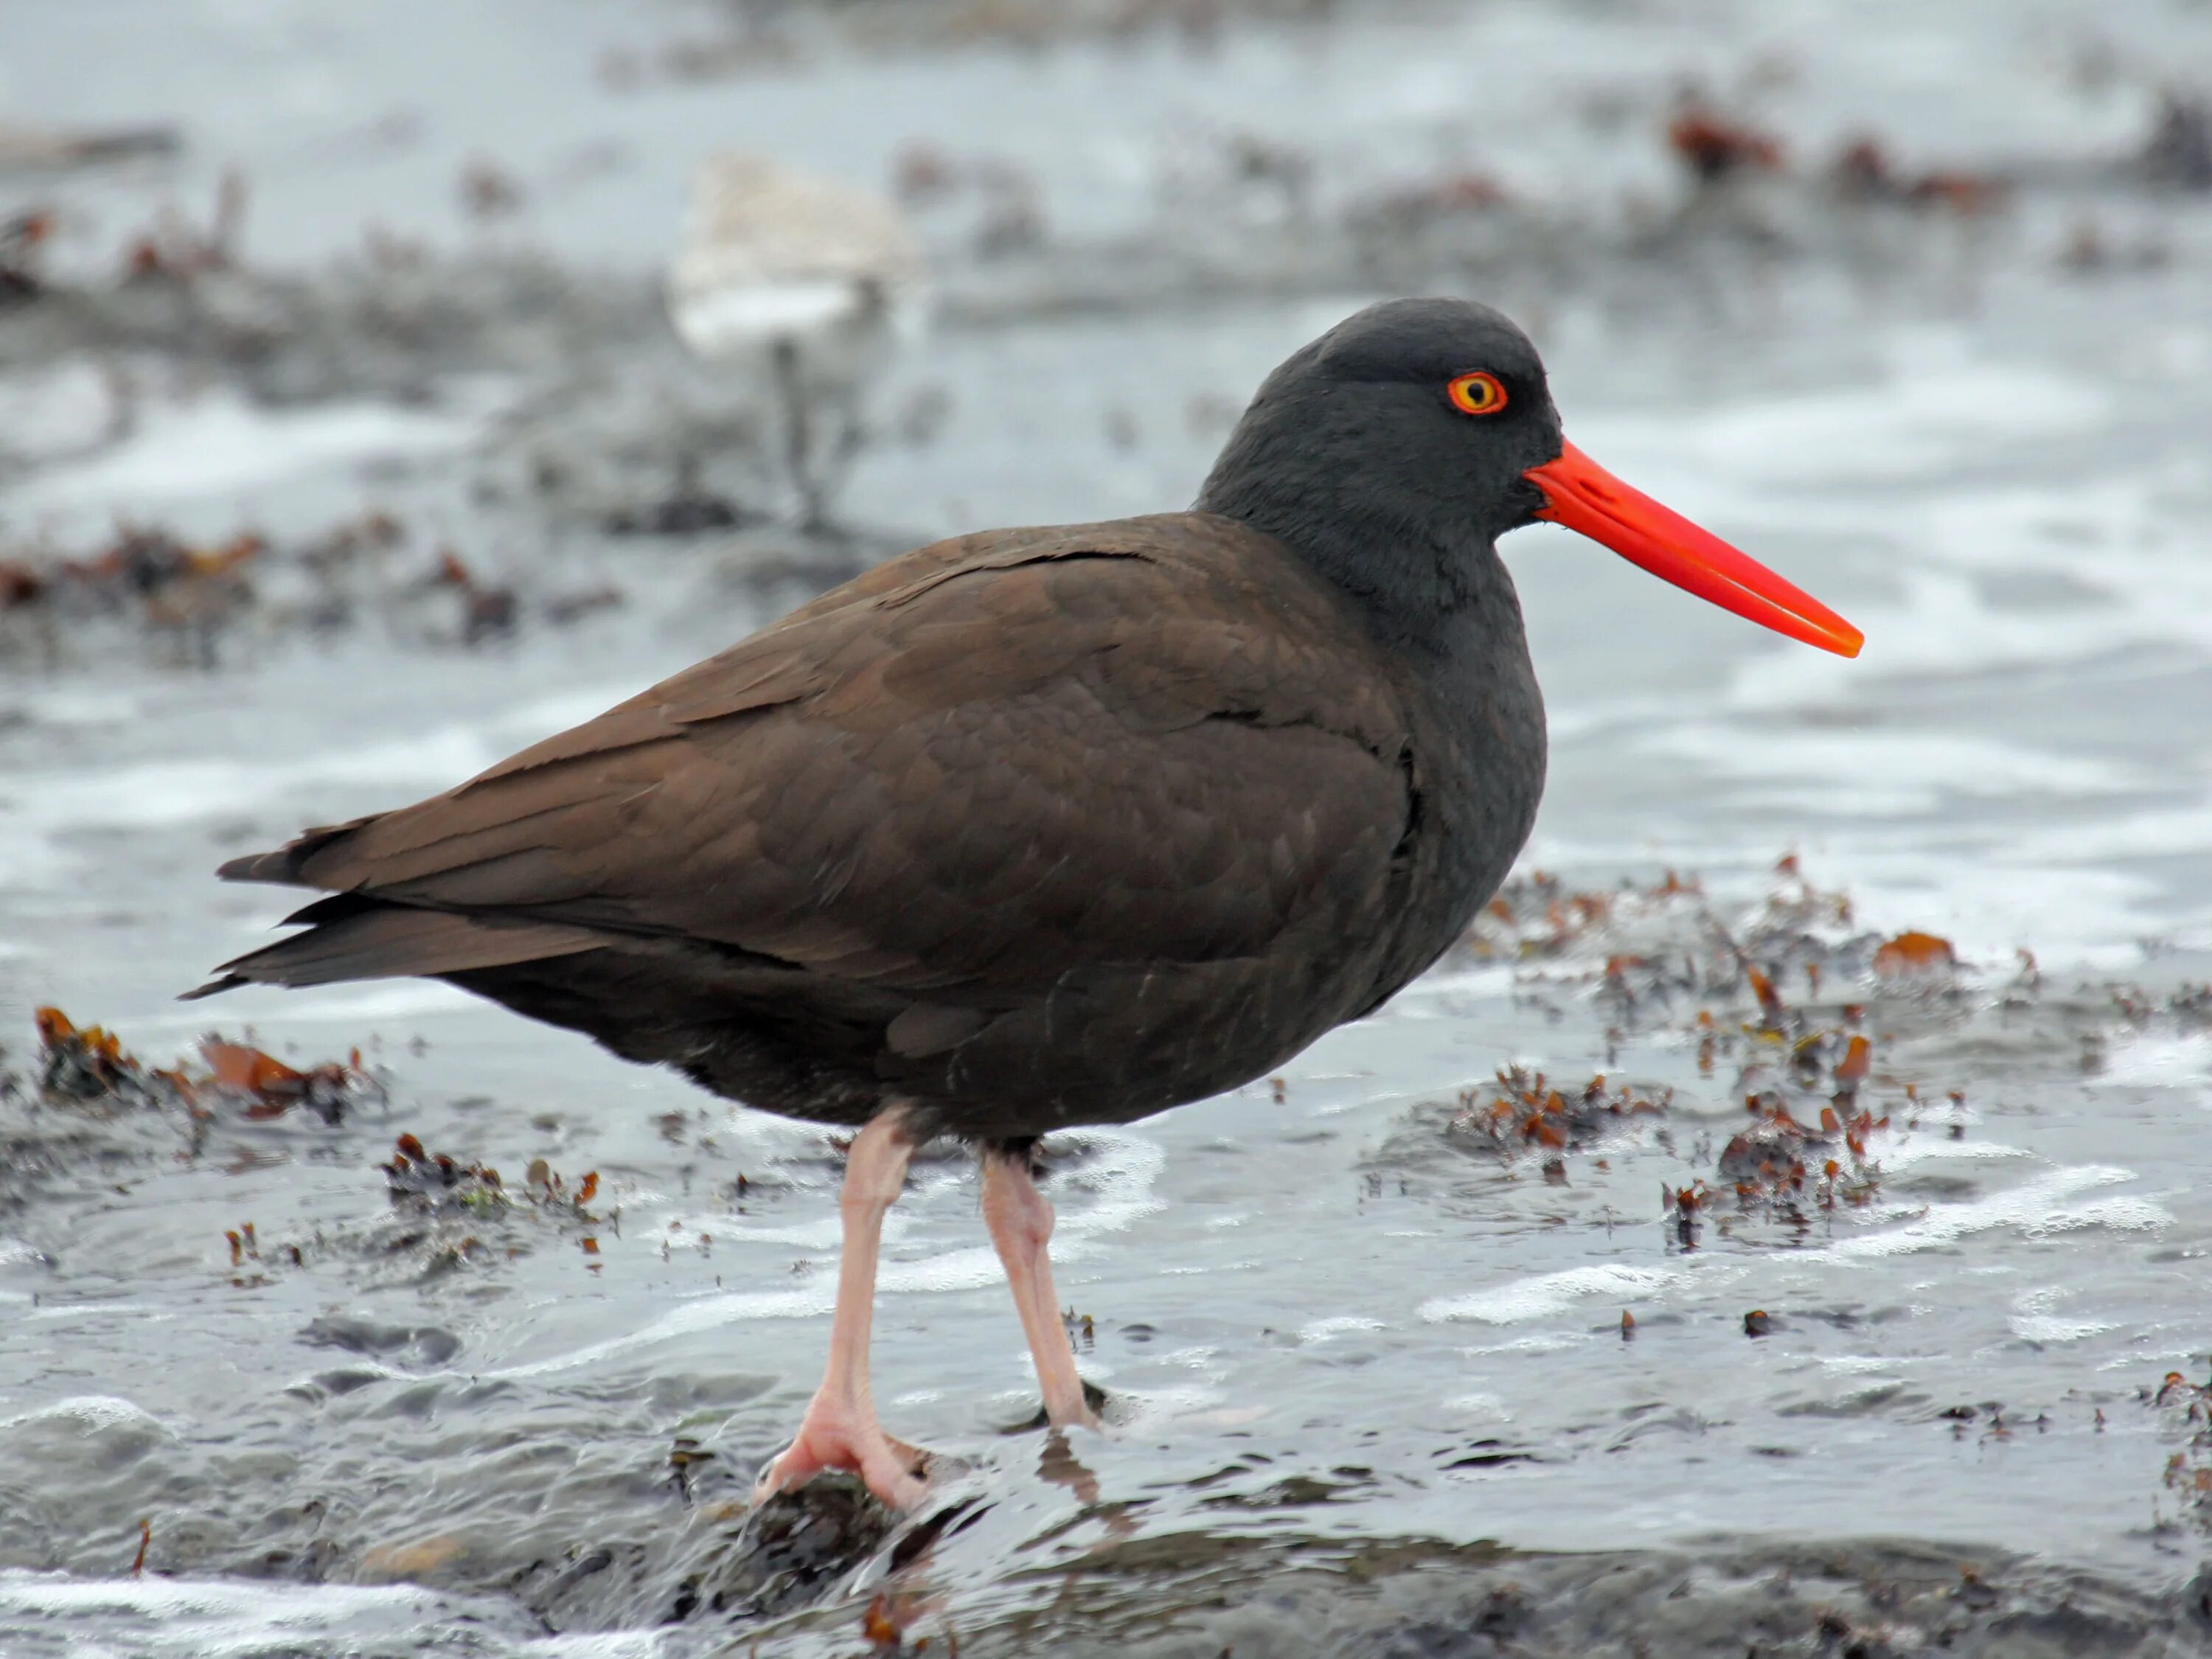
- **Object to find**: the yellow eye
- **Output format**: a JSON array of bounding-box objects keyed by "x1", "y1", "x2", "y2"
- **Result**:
[{"x1": 1447, "y1": 370, "x2": 1508, "y2": 416}]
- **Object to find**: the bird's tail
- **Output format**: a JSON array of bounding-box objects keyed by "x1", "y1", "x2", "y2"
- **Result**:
[{"x1": 185, "y1": 893, "x2": 601, "y2": 1000}]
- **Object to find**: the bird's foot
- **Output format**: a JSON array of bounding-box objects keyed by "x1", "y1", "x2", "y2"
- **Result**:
[
  {"x1": 1053, "y1": 1377, "x2": 1107, "y2": 1432},
  {"x1": 1043, "y1": 1395, "x2": 1102, "y2": 1433},
  {"x1": 1016, "y1": 1377, "x2": 1112, "y2": 1435},
  {"x1": 754, "y1": 1394, "x2": 928, "y2": 1512}
]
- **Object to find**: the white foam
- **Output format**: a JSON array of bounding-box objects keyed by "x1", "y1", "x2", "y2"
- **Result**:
[
  {"x1": 9, "y1": 727, "x2": 500, "y2": 840},
  {"x1": 1814, "y1": 1166, "x2": 2165, "y2": 1261},
  {"x1": 1046, "y1": 1130, "x2": 1170, "y2": 1253},
  {"x1": 2028, "y1": 1196, "x2": 2171, "y2": 1236},
  {"x1": 1571, "y1": 352, "x2": 2120, "y2": 507},
  {"x1": 2094, "y1": 1032, "x2": 2212, "y2": 1090},
  {"x1": 1818, "y1": 1354, "x2": 1913, "y2": 1374},
  {"x1": 647, "y1": 1216, "x2": 843, "y2": 1253},
  {"x1": 0, "y1": 361, "x2": 121, "y2": 469},
  {"x1": 1718, "y1": 457, "x2": 2212, "y2": 714},
  {"x1": 2011, "y1": 1313, "x2": 2118, "y2": 1343},
  {"x1": 2007, "y1": 794, "x2": 2212, "y2": 865},
  {"x1": 2008, "y1": 1286, "x2": 2118, "y2": 1345},
  {"x1": 1454, "y1": 1332, "x2": 1582, "y2": 1355},
  {"x1": 0, "y1": 1395, "x2": 170, "y2": 1436},
  {"x1": 1400, "y1": 964, "x2": 1518, "y2": 1000},
  {"x1": 1421, "y1": 1263, "x2": 1676, "y2": 1325},
  {"x1": 8, "y1": 387, "x2": 489, "y2": 514},
  {"x1": 1910, "y1": 475, "x2": 2188, "y2": 579},
  {"x1": 521, "y1": 1635, "x2": 668, "y2": 1658},
  {"x1": 0, "y1": 1570, "x2": 484, "y2": 1657},
  {"x1": 488, "y1": 1285, "x2": 831, "y2": 1380},
  {"x1": 1876, "y1": 1136, "x2": 2030, "y2": 1170},
  {"x1": 1445, "y1": 1391, "x2": 1513, "y2": 1419},
  {"x1": 1299, "y1": 1315, "x2": 1385, "y2": 1344}
]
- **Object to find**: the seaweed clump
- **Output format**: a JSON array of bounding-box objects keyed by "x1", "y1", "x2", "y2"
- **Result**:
[
  {"x1": 28, "y1": 1005, "x2": 383, "y2": 1125},
  {"x1": 1447, "y1": 1066, "x2": 1669, "y2": 1155}
]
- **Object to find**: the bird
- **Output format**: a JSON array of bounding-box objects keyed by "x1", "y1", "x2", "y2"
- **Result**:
[
  {"x1": 666, "y1": 153, "x2": 927, "y2": 534},
  {"x1": 191, "y1": 297, "x2": 1860, "y2": 1513}
]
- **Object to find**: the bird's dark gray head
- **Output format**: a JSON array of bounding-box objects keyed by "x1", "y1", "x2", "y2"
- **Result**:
[
  {"x1": 1196, "y1": 298, "x2": 1565, "y2": 638},
  {"x1": 1198, "y1": 296, "x2": 1865, "y2": 661}
]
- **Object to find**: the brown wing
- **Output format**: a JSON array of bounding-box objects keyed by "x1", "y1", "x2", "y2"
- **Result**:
[{"x1": 203, "y1": 515, "x2": 1414, "y2": 1010}]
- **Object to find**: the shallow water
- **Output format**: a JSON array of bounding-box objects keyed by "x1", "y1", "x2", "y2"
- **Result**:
[{"x1": 5, "y1": 1, "x2": 2212, "y2": 1653}]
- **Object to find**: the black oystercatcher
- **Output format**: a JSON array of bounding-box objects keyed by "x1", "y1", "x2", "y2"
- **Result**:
[{"x1": 192, "y1": 299, "x2": 1860, "y2": 1510}]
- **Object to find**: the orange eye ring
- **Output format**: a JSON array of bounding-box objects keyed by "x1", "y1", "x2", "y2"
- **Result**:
[{"x1": 1447, "y1": 371, "x2": 1508, "y2": 416}]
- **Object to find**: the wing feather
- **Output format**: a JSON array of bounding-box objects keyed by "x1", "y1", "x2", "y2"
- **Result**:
[{"x1": 212, "y1": 516, "x2": 1416, "y2": 1000}]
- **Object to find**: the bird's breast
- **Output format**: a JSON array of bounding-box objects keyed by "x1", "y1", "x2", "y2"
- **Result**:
[{"x1": 1382, "y1": 633, "x2": 1548, "y2": 988}]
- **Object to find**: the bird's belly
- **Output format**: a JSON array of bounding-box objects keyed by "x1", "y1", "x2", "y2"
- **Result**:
[
  {"x1": 634, "y1": 931, "x2": 1388, "y2": 1140},
  {"x1": 904, "y1": 947, "x2": 1389, "y2": 1137}
]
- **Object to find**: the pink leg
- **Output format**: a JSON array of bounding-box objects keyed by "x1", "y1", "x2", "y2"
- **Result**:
[
  {"x1": 981, "y1": 1148, "x2": 1099, "y2": 1430},
  {"x1": 754, "y1": 1108, "x2": 928, "y2": 1510}
]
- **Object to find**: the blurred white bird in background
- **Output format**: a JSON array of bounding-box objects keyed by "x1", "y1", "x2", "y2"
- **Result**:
[{"x1": 667, "y1": 153, "x2": 928, "y2": 534}]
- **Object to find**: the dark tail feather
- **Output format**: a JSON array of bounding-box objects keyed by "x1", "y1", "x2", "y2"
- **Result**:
[
  {"x1": 214, "y1": 815, "x2": 381, "y2": 886},
  {"x1": 185, "y1": 900, "x2": 603, "y2": 1000}
]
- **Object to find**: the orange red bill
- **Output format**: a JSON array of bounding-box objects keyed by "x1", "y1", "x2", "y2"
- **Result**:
[{"x1": 1524, "y1": 440, "x2": 1863, "y2": 658}]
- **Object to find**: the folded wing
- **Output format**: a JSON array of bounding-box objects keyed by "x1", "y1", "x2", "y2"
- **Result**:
[{"x1": 198, "y1": 517, "x2": 1416, "y2": 1017}]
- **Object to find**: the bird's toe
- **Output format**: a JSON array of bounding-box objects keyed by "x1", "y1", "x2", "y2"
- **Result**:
[{"x1": 754, "y1": 1406, "x2": 929, "y2": 1512}]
